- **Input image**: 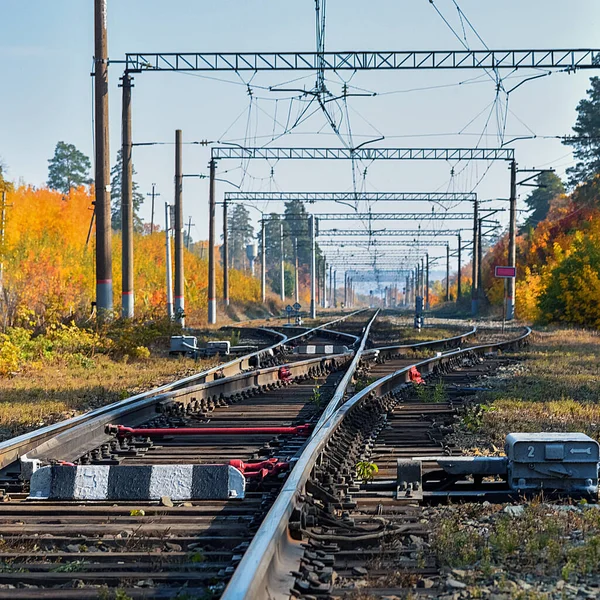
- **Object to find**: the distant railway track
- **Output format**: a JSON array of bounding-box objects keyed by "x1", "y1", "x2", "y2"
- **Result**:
[{"x1": 0, "y1": 311, "x2": 517, "y2": 599}]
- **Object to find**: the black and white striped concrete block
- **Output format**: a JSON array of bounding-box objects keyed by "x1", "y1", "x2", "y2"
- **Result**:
[
  {"x1": 29, "y1": 464, "x2": 245, "y2": 501},
  {"x1": 294, "y1": 345, "x2": 348, "y2": 355}
]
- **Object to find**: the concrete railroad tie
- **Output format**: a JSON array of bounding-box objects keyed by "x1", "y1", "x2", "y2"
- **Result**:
[
  {"x1": 295, "y1": 344, "x2": 348, "y2": 354},
  {"x1": 29, "y1": 464, "x2": 245, "y2": 501}
]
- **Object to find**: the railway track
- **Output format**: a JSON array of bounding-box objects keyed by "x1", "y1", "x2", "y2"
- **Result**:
[{"x1": 0, "y1": 311, "x2": 524, "y2": 599}]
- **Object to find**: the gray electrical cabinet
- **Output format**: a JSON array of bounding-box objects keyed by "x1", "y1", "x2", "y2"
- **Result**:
[{"x1": 505, "y1": 432, "x2": 599, "y2": 494}]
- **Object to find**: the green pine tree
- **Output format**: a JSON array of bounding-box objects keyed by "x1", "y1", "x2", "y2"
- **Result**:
[
  {"x1": 47, "y1": 142, "x2": 92, "y2": 194},
  {"x1": 226, "y1": 204, "x2": 254, "y2": 270},
  {"x1": 563, "y1": 72, "x2": 600, "y2": 187},
  {"x1": 110, "y1": 149, "x2": 144, "y2": 232},
  {"x1": 521, "y1": 172, "x2": 565, "y2": 231}
]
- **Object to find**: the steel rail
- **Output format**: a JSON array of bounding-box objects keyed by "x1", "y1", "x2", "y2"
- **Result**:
[
  {"x1": 224, "y1": 326, "x2": 531, "y2": 599},
  {"x1": 0, "y1": 310, "x2": 368, "y2": 472}
]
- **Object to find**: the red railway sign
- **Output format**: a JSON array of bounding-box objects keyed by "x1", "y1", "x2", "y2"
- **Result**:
[{"x1": 495, "y1": 266, "x2": 516, "y2": 278}]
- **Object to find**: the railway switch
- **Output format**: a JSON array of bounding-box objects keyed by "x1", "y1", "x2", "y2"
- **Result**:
[{"x1": 396, "y1": 432, "x2": 600, "y2": 500}]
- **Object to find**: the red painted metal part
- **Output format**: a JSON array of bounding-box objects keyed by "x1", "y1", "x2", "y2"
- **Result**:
[
  {"x1": 229, "y1": 458, "x2": 290, "y2": 480},
  {"x1": 110, "y1": 424, "x2": 313, "y2": 437}
]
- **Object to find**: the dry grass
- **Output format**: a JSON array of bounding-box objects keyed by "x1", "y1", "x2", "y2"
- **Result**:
[
  {"x1": 475, "y1": 328, "x2": 600, "y2": 446},
  {"x1": 0, "y1": 355, "x2": 215, "y2": 442}
]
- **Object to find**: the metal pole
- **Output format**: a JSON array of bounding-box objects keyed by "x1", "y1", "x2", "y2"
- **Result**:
[
  {"x1": 322, "y1": 260, "x2": 327, "y2": 308},
  {"x1": 223, "y1": 197, "x2": 229, "y2": 306},
  {"x1": 121, "y1": 72, "x2": 134, "y2": 319},
  {"x1": 425, "y1": 254, "x2": 430, "y2": 310},
  {"x1": 457, "y1": 232, "x2": 462, "y2": 302},
  {"x1": 94, "y1": 0, "x2": 113, "y2": 318},
  {"x1": 329, "y1": 264, "x2": 333, "y2": 308},
  {"x1": 344, "y1": 270, "x2": 348, "y2": 307},
  {"x1": 310, "y1": 215, "x2": 316, "y2": 318},
  {"x1": 471, "y1": 197, "x2": 479, "y2": 316},
  {"x1": 478, "y1": 217, "x2": 483, "y2": 310},
  {"x1": 208, "y1": 158, "x2": 217, "y2": 324},
  {"x1": 0, "y1": 191, "x2": 6, "y2": 291},
  {"x1": 261, "y1": 219, "x2": 266, "y2": 304},
  {"x1": 445, "y1": 243, "x2": 450, "y2": 302},
  {"x1": 333, "y1": 270, "x2": 337, "y2": 308},
  {"x1": 165, "y1": 203, "x2": 174, "y2": 319},
  {"x1": 174, "y1": 130, "x2": 185, "y2": 326},
  {"x1": 186, "y1": 216, "x2": 193, "y2": 250},
  {"x1": 280, "y1": 222, "x2": 285, "y2": 302},
  {"x1": 148, "y1": 184, "x2": 159, "y2": 235},
  {"x1": 294, "y1": 237, "x2": 299, "y2": 304},
  {"x1": 507, "y1": 159, "x2": 517, "y2": 320}
]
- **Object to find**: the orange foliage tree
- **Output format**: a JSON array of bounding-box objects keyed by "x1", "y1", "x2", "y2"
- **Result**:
[{"x1": 0, "y1": 186, "x2": 261, "y2": 329}]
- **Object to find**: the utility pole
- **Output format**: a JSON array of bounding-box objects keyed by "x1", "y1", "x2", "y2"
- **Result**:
[
  {"x1": 208, "y1": 158, "x2": 217, "y2": 324},
  {"x1": 165, "y1": 203, "x2": 174, "y2": 319},
  {"x1": 94, "y1": 0, "x2": 112, "y2": 318},
  {"x1": 425, "y1": 254, "x2": 430, "y2": 310},
  {"x1": 280, "y1": 222, "x2": 285, "y2": 302},
  {"x1": 174, "y1": 130, "x2": 185, "y2": 326},
  {"x1": 310, "y1": 215, "x2": 316, "y2": 318},
  {"x1": 147, "y1": 184, "x2": 159, "y2": 234},
  {"x1": 261, "y1": 218, "x2": 266, "y2": 304},
  {"x1": 322, "y1": 259, "x2": 327, "y2": 308},
  {"x1": 478, "y1": 217, "x2": 484, "y2": 312},
  {"x1": 333, "y1": 269, "x2": 337, "y2": 308},
  {"x1": 294, "y1": 237, "x2": 299, "y2": 304},
  {"x1": 471, "y1": 197, "x2": 479, "y2": 316},
  {"x1": 445, "y1": 243, "x2": 450, "y2": 302},
  {"x1": 186, "y1": 216, "x2": 194, "y2": 250},
  {"x1": 120, "y1": 72, "x2": 134, "y2": 319},
  {"x1": 223, "y1": 197, "x2": 229, "y2": 307},
  {"x1": 329, "y1": 264, "x2": 333, "y2": 308},
  {"x1": 507, "y1": 159, "x2": 517, "y2": 320},
  {"x1": 0, "y1": 191, "x2": 9, "y2": 292},
  {"x1": 457, "y1": 232, "x2": 462, "y2": 302},
  {"x1": 344, "y1": 271, "x2": 348, "y2": 307}
]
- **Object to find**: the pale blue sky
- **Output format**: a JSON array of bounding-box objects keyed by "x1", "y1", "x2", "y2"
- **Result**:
[{"x1": 1, "y1": 1, "x2": 599, "y2": 278}]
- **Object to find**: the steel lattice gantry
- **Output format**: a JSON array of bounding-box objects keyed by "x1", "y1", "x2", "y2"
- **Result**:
[
  {"x1": 319, "y1": 240, "x2": 449, "y2": 247},
  {"x1": 212, "y1": 147, "x2": 514, "y2": 161},
  {"x1": 223, "y1": 191, "x2": 477, "y2": 203},
  {"x1": 125, "y1": 49, "x2": 600, "y2": 72}
]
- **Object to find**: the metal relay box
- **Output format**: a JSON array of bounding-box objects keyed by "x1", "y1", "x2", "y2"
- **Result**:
[
  {"x1": 169, "y1": 335, "x2": 198, "y2": 356},
  {"x1": 506, "y1": 432, "x2": 599, "y2": 494}
]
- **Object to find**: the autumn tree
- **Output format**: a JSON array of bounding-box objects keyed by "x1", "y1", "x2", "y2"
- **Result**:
[
  {"x1": 47, "y1": 142, "x2": 92, "y2": 194},
  {"x1": 563, "y1": 73, "x2": 600, "y2": 187},
  {"x1": 521, "y1": 172, "x2": 565, "y2": 231},
  {"x1": 110, "y1": 149, "x2": 144, "y2": 231},
  {"x1": 226, "y1": 204, "x2": 254, "y2": 271}
]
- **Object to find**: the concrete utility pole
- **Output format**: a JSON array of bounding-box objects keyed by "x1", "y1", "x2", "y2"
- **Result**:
[
  {"x1": 457, "y1": 231, "x2": 462, "y2": 302},
  {"x1": 280, "y1": 222, "x2": 285, "y2": 302},
  {"x1": 310, "y1": 215, "x2": 316, "y2": 318},
  {"x1": 165, "y1": 203, "x2": 174, "y2": 319},
  {"x1": 147, "y1": 184, "x2": 159, "y2": 234},
  {"x1": 261, "y1": 218, "x2": 266, "y2": 304},
  {"x1": 344, "y1": 271, "x2": 348, "y2": 307},
  {"x1": 294, "y1": 237, "x2": 299, "y2": 304},
  {"x1": 94, "y1": 0, "x2": 112, "y2": 318},
  {"x1": 186, "y1": 216, "x2": 194, "y2": 250},
  {"x1": 322, "y1": 259, "x2": 327, "y2": 308},
  {"x1": 333, "y1": 270, "x2": 337, "y2": 308},
  {"x1": 208, "y1": 158, "x2": 217, "y2": 324},
  {"x1": 471, "y1": 197, "x2": 479, "y2": 316},
  {"x1": 425, "y1": 254, "x2": 430, "y2": 310},
  {"x1": 478, "y1": 217, "x2": 483, "y2": 311},
  {"x1": 445, "y1": 243, "x2": 450, "y2": 302},
  {"x1": 0, "y1": 191, "x2": 7, "y2": 292},
  {"x1": 174, "y1": 130, "x2": 185, "y2": 326},
  {"x1": 121, "y1": 72, "x2": 134, "y2": 319},
  {"x1": 223, "y1": 197, "x2": 229, "y2": 307},
  {"x1": 329, "y1": 264, "x2": 333, "y2": 308},
  {"x1": 507, "y1": 159, "x2": 517, "y2": 320}
]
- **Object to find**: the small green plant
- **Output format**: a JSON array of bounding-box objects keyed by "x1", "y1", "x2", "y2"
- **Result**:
[
  {"x1": 129, "y1": 509, "x2": 145, "y2": 517},
  {"x1": 115, "y1": 590, "x2": 134, "y2": 600},
  {"x1": 310, "y1": 384, "x2": 322, "y2": 410},
  {"x1": 413, "y1": 380, "x2": 446, "y2": 403},
  {"x1": 188, "y1": 549, "x2": 205, "y2": 563},
  {"x1": 462, "y1": 403, "x2": 497, "y2": 432},
  {"x1": 51, "y1": 560, "x2": 88, "y2": 573},
  {"x1": 355, "y1": 460, "x2": 379, "y2": 482}
]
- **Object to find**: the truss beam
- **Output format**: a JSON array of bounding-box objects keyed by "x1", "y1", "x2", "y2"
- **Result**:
[
  {"x1": 319, "y1": 240, "x2": 449, "y2": 247},
  {"x1": 313, "y1": 212, "x2": 475, "y2": 221},
  {"x1": 319, "y1": 228, "x2": 469, "y2": 236},
  {"x1": 212, "y1": 147, "x2": 514, "y2": 161},
  {"x1": 223, "y1": 191, "x2": 477, "y2": 203},
  {"x1": 126, "y1": 50, "x2": 600, "y2": 73}
]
